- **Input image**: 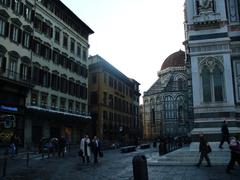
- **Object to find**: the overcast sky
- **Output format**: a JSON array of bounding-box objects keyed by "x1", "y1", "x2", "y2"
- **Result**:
[{"x1": 61, "y1": 0, "x2": 185, "y2": 104}]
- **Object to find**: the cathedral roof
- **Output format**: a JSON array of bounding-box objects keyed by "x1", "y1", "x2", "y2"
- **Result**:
[{"x1": 161, "y1": 50, "x2": 185, "y2": 70}]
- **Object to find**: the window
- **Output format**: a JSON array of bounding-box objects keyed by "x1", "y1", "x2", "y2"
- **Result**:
[
  {"x1": 60, "y1": 75, "x2": 68, "y2": 93},
  {"x1": 164, "y1": 96, "x2": 174, "y2": 119},
  {"x1": 104, "y1": 73, "x2": 107, "y2": 84},
  {"x1": 109, "y1": 76, "x2": 113, "y2": 87},
  {"x1": 32, "y1": 65, "x2": 40, "y2": 84},
  {"x1": 19, "y1": 63, "x2": 28, "y2": 80},
  {"x1": 75, "y1": 102, "x2": 80, "y2": 112},
  {"x1": 34, "y1": 17, "x2": 42, "y2": 32},
  {"x1": 34, "y1": 40, "x2": 41, "y2": 55},
  {"x1": 103, "y1": 92, "x2": 107, "y2": 105},
  {"x1": 213, "y1": 66, "x2": 224, "y2": 101},
  {"x1": 9, "y1": 56, "x2": 17, "y2": 79},
  {"x1": 82, "y1": 47, "x2": 87, "y2": 61},
  {"x1": 51, "y1": 73, "x2": 59, "y2": 90},
  {"x1": 81, "y1": 103, "x2": 86, "y2": 113},
  {"x1": 201, "y1": 60, "x2": 224, "y2": 103},
  {"x1": 77, "y1": 43, "x2": 81, "y2": 57},
  {"x1": 11, "y1": 25, "x2": 20, "y2": 43},
  {"x1": 40, "y1": 93, "x2": 48, "y2": 108},
  {"x1": 68, "y1": 100, "x2": 73, "y2": 112},
  {"x1": 51, "y1": 95, "x2": 57, "y2": 109},
  {"x1": 54, "y1": 28, "x2": 60, "y2": 43},
  {"x1": 202, "y1": 66, "x2": 211, "y2": 102},
  {"x1": 0, "y1": 18, "x2": 6, "y2": 36},
  {"x1": 52, "y1": 50, "x2": 60, "y2": 64},
  {"x1": 13, "y1": 0, "x2": 21, "y2": 14},
  {"x1": 68, "y1": 79, "x2": 75, "y2": 96},
  {"x1": 63, "y1": 33, "x2": 68, "y2": 49},
  {"x1": 92, "y1": 73, "x2": 97, "y2": 83},
  {"x1": 178, "y1": 78, "x2": 184, "y2": 91},
  {"x1": 0, "y1": 0, "x2": 9, "y2": 6},
  {"x1": 60, "y1": 98, "x2": 66, "y2": 111},
  {"x1": 24, "y1": 5, "x2": 32, "y2": 21},
  {"x1": 22, "y1": 32, "x2": 30, "y2": 48},
  {"x1": 31, "y1": 91, "x2": 38, "y2": 105},
  {"x1": 70, "y1": 38, "x2": 75, "y2": 54},
  {"x1": 42, "y1": 45, "x2": 51, "y2": 60},
  {"x1": 90, "y1": 91, "x2": 98, "y2": 105},
  {"x1": 42, "y1": 69, "x2": 50, "y2": 87},
  {"x1": 42, "y1": 22, "x2": 52, "y2": 38}
]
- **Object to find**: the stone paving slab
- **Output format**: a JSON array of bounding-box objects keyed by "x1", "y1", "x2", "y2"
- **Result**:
[{"x1": 147, "y1": 146, "x2": 231, "y2": 166}]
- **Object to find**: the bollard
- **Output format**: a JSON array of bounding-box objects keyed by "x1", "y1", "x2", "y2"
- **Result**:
[
  {"x1": 132, "y1": 155, "x2": 148, "y2": 180},
  {"x1": 26, "y1": 144, "x2": 30, "y2": 167},
  {"x1": 2, "y1": 148, "x2": 8, "y2": 177}
]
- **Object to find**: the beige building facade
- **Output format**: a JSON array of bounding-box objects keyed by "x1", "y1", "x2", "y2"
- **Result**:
[{"x1": 88, "y1": 55, "x2": 141, "y2": 145}]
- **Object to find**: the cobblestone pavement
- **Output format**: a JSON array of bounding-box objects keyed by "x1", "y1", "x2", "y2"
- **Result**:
[{"x1": 0, "y1": 147, "x2": 239, "y2": 180}]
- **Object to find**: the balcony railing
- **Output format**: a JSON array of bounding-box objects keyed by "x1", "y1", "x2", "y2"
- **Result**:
[{"x1": 0, "y1": 68, "x2": 31, "y2": 87}]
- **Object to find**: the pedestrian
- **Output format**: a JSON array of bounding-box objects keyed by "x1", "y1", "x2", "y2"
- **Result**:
[
  {"x1": 10, "y1": 133, "x2": 20, "y2": 155},
  {"x1": 80, "y1": 134, "x2": 91, "y2": 163},
  {"x1": 226, "y1": 135, "x2": 240, "y2": 174},
  {"x1": 219, "y1": 120, "x2": 230, "y2": 149},
  {"x1": 58, "y1": 136, "x2": 66, "y2": 157},
  {"x1": 92, "y1": 136, "x2": 101, "y2": 163},
  {"x1": 196, "y1": 133, "x2": 211, "y2": 167}
]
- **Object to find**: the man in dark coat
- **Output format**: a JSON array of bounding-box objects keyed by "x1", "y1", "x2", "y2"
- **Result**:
[
  {"x1": 58, "y1": 136, "x2": 66, "y2": 157},
  {"x1": 196, "y1": 133, "x2": 211, "y2": 167},
  {"x1": 219, "y1": 120, "x2": 230, "y2": 149},
  {"x1": 92, "y1": 136, "x2": 101, "y2": 163}
]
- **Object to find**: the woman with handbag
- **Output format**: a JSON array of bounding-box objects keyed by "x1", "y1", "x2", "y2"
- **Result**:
[{"x1": 196, "y1": 133, "x2": 212, "y2": 167}]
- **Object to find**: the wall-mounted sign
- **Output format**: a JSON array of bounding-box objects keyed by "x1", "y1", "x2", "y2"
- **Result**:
[{"x1": 0, "y1": 105, "x2": 18, "y2": 112}]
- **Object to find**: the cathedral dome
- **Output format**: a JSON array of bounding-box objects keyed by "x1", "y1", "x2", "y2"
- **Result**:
[{"x1": 161, "y1": 50, "x2": 185, "y2": 70}]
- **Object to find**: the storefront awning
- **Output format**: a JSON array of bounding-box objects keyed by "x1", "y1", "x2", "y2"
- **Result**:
[{"x1": 26, "y1": 105, "x2": 91, "y2": 120}]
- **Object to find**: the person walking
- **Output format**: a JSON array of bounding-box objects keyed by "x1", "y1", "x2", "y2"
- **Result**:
[
  {"x1": 80, "y1": 134, "x2": 91, "y2": 163},
  {"x1": 58, "y1": 136, "x2": 66, "y2": 157},
  {"x1": 92, "y1": 136, "x2": 101, "y2": 164},
  {"x1": 196, "y1": 133, "x2": 211, "y2": 167},
  {"x1": 226, "y1": 135, "x2": 240, "y2": 174},
  {"x1": 219, "y1": 120, "x2": 230, "y2": 149}
]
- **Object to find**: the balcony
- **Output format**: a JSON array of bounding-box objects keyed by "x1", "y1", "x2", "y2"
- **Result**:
[{"x1": 0, "y1": 68, "x2": 32, "y2": 88}]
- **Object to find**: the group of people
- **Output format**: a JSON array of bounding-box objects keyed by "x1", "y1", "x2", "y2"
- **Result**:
[
  {"x1": 39, "y1": 136, "x2": 67, "y2": 158},
  {"x1": 196, "y1": 120, "x2": 240, "y2": 174},
  {"x1": 79, "y1": 135, "x2": 103, "y2": 164}
]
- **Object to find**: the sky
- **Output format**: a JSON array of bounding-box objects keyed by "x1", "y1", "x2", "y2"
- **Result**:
[{"x1": 61, "y1": 0, "x2": 186, "y2": 104}]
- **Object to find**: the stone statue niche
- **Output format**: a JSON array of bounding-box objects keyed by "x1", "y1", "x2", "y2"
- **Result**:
[{"x1": 197, "y1": 0, "x2": 214, "y2": 14}]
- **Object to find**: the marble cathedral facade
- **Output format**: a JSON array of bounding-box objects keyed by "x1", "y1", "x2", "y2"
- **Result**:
[
  {"x1": 184, "y1": 0, "x2": 240, "y2": 141},
  {"x1": 143, "y1": 50, "x2": 192, "y2": 139}
]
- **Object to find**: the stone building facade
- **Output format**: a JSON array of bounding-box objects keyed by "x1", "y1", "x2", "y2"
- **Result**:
[
  {"x1": 88, "y1": 55, "x2": 141, "y2": 145},
  {"x1": 0, "y1": 0, "x2": 93, "y2": 146},
  {"x1": 184, "y1": 0, "x2": 240, "y2": 141},
  {"x1": 143, "y1": 50, "x2": 192, "y2": 139}
]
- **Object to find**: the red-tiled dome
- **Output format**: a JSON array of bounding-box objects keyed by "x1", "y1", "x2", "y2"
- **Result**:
[{"x1": 161, "y1": 50, "x2": 185, "y2": 70}]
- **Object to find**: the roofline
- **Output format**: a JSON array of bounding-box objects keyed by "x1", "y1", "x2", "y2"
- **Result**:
[{"x1": 58, "y1": 0, "x2": 94, "y2": 34}]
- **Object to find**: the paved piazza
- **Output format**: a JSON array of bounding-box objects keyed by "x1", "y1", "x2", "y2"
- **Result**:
[{"x1": 1, "y1": 146, "x2": 239, "y2": 180}]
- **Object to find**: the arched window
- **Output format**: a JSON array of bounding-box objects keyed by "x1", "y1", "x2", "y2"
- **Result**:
[
  {"x1": 178, "y1": 78, "x2": 184, "y2": 91},
  {"x1": 201, "y1": 59, "x2": 224, "y2": 103},
  {"x1": 213, "y1": 65, "x2": 224, "y2": 102},
  {"x1": 164, "y1": 96, "x2": 174, "y2": 119},
  {"x1": 202, "y1": 65, "x2": 211, "y2": 102},
  {"x1": 176, "y1": 96, "x2": 184, "y2": 123}
]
